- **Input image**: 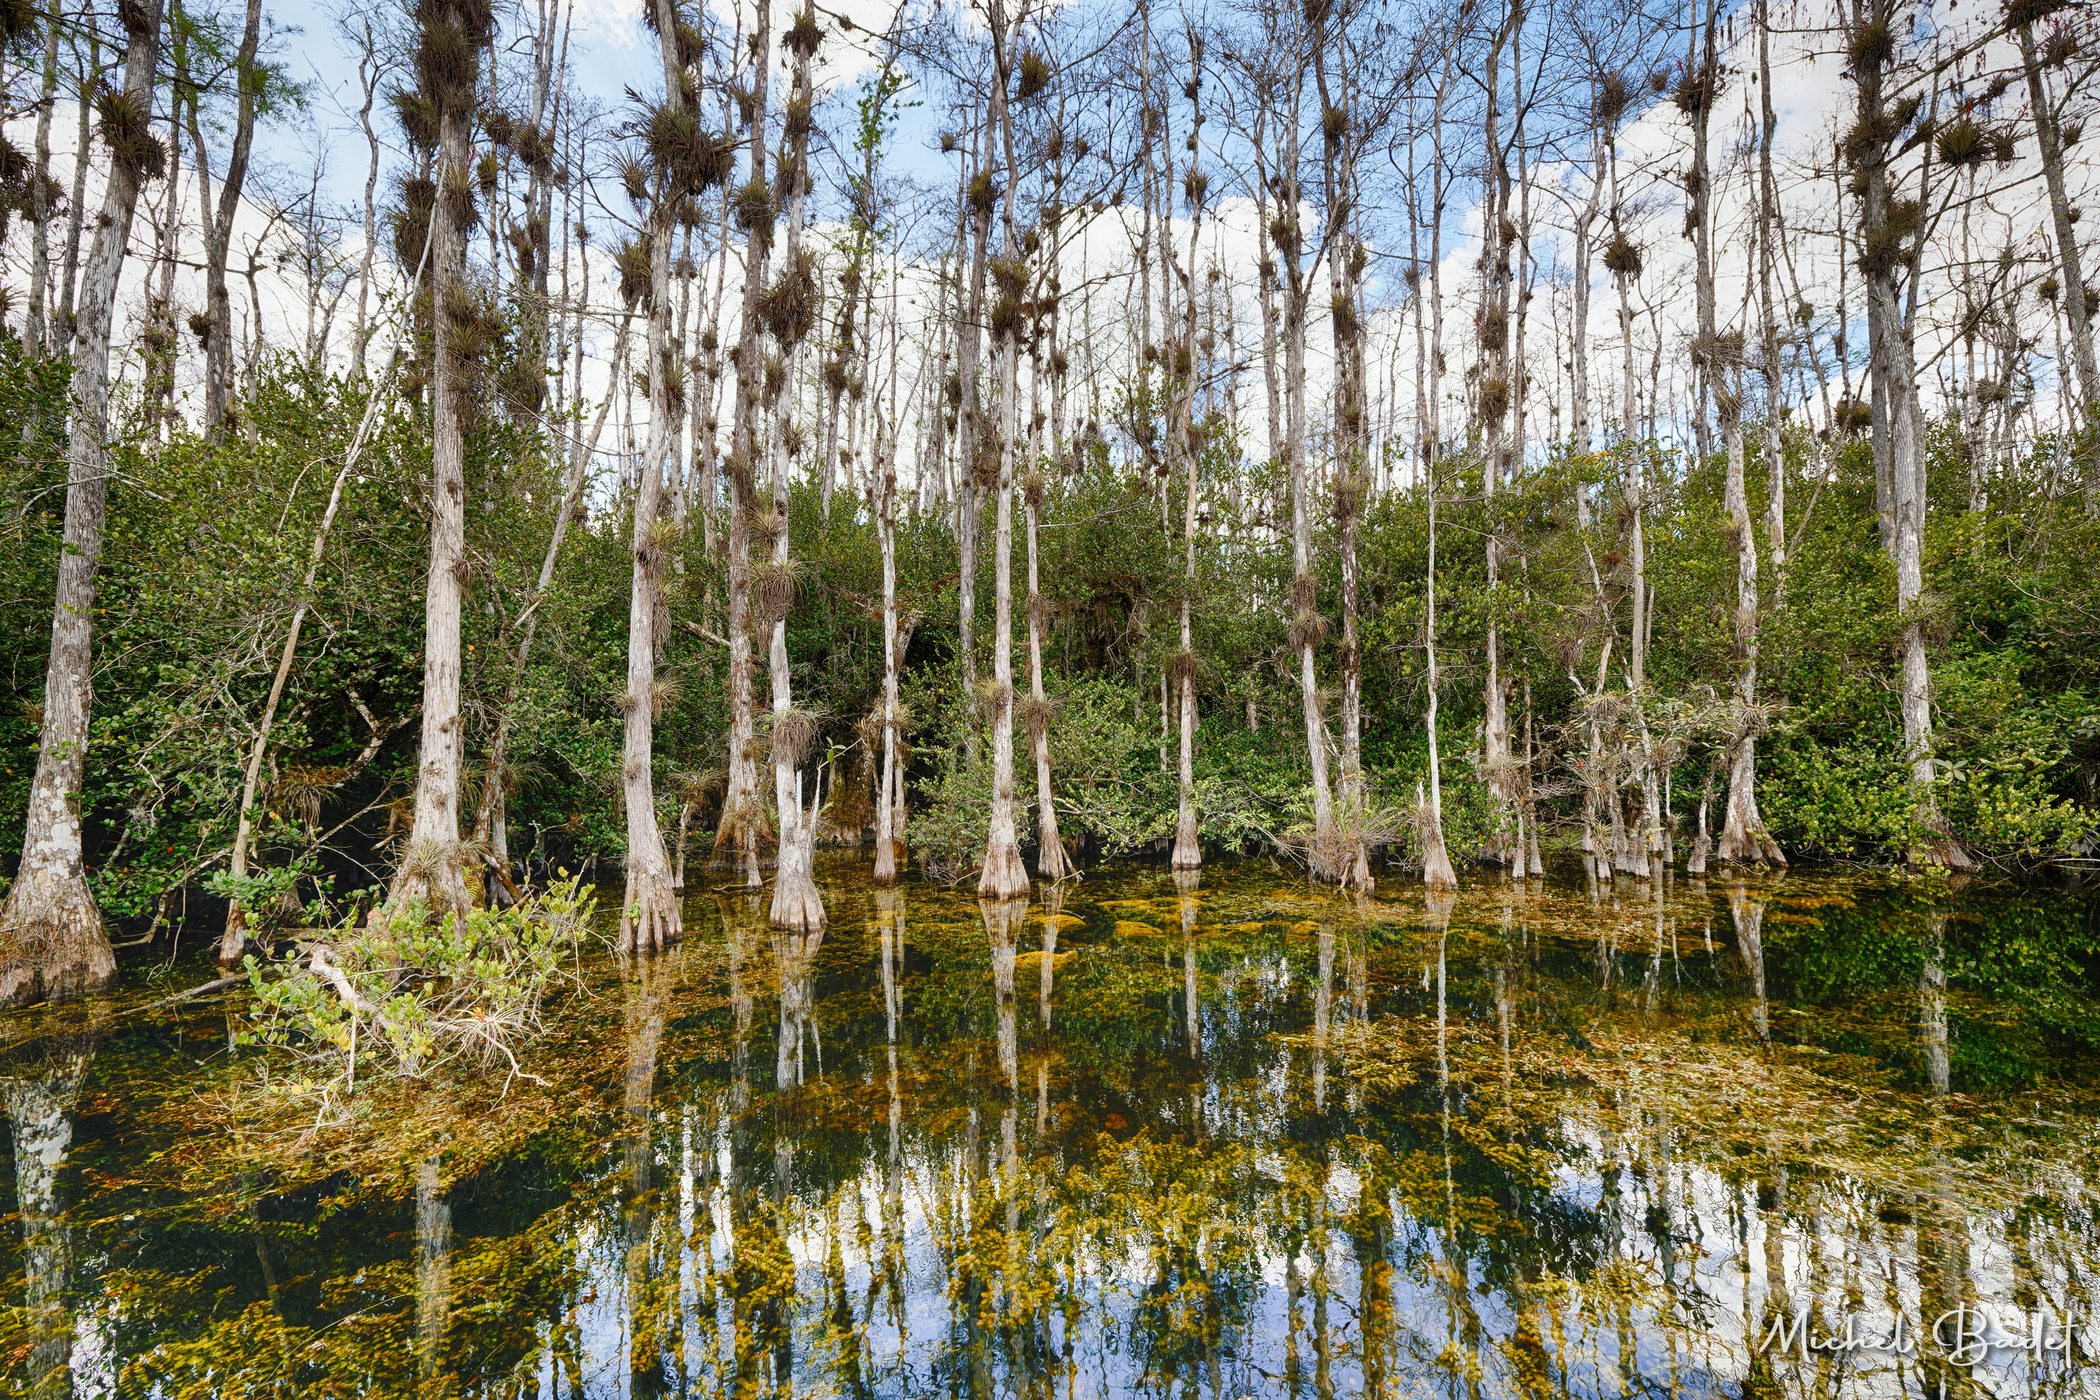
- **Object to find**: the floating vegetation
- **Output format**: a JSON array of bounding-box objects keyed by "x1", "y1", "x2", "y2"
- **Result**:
[{"x1": 4, "y1": 861, "x2": 2097, "y2": 1397}]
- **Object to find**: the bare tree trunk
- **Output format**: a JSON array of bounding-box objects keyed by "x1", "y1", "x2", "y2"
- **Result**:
[
  {"x1": 955, "y1": 117, "x2": 991, "y2": 765},
  {"x1": 1681, "y1": 6, "x2": 1782, "y2": 869},
  {"x1": 620, "y1": 0, "x2": 695, "y2": 954},
  {"x1": 873, "y1": 428, "x2": 904, "y2": 883},
  {"x1": 711, "y1": 0, "x2": 776, "y2": 873},
  {"x1": 1848, "y1": 0, "x2": 1972, "y2": 871},
  {"x1": 0, "y1": 0, "x2": 163, "y2": 1009},
  {"x1": 766, "y1": 3, "x2": 825, "y2": 932},
  {"x1": 349, "y1": 17, "x2": 387, "y2": 377},
  {"x1": 202, "y1": 0, "x2": 263, "y2": 439},
  {"x1": 54, "y1": 29, "x2": 98, "y2": 341},
  {"x1": 1421, "y1": 457, "x2": 1457, "y2": 891},
  {"x1": 1319, "y1": 20, "x2": 1372, "y2": 893},
  {"x1": 139, "y1": 8, "x2": 188, "y2": 440},
  {"x1": 977, "y1": 0, "x2": 1028, "y2": 903},
  {"x1": 25, "y1": 0, "x2": 61, "y2": 356},
  {"x1": 2015, "y1": 15, "x2": 2099, "y2": 504},
  {"x1": 1023, "y1": 476, "x2": 1070, "y2": 880},
  {"x1": 1757, "y1": 8, "x2": 1788, "y2": 576},
  {"x1": 381, "y1": 0, "x2": 494, "y2": 921},
  {"x1": 1170, "y1": 50, "x2": 1207, "y2": 873},
  {"x1": 1478, "y1": 0, "x2": 1518, "y2": 869}
]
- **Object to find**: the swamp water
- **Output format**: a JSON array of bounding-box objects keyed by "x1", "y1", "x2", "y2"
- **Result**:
[{"x1": 3, "y1": 858, "x2": 2098, "y2": 1398}]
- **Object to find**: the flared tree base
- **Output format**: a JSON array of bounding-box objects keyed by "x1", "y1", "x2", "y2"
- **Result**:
[
  {"x1": 1718, "y1": 751, "x2": 1787, "y2": 869},
  {"x1": 0, "y1": 863, "x2": 116, "y2": 1009},
  {"x1": 1421, "y1": 830, "x2": 1458, "y2": 893},
  {"x1": 978, "y1": 838, "x2": 1031, "y2": 902},
  {"x1": 376, "y1": 840, "x2": 477, "y2": 928},
  {"x1": 707, "y1": 796, "x2": 774, "y2": 871},
  {"x1": 769, "y1": 868, "x2": 827, "y2": 932},
  {"x1": 621, "y1": 865, "x2": 683, "y2": 954}
]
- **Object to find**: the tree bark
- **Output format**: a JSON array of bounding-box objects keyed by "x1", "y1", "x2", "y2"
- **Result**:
[
  {"x1": 977, "y1": 0, "x2": 1029, "y2": 902},
  {"x1": 2016, "y1": 16, "x2": 2099, "y2": 505},
  {"x1": 711, "y1": 0, "x2": 777, "y2": 874},
  {"x1": 24, "y1": 0, "x2": 60, "y2": 357},
  {"x1": 202, "y1": 0, "x2": 264, "y2": 440},
  {"x1": 766, "y1": 3, "x2": 825, "y2": 932},
  {"x1": 620, "y1": 0, "x2": 692, "y2": 956},
  {"x1": 0, "y1": 0, "x2": 163, "y2": 1009},
  {"x1": 380, "y1": 0, "x2": 493, "y2": 921},
  {"x1": 1848, "y1": 0, "x2": 1972, "y2": 871}
]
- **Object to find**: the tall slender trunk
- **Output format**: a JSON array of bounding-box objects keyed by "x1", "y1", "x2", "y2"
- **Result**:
[
  {"x1": 1319, "y1": 24, "x2": 1372, "y2": 893},
  {"x1": 620, "y1": 0, "x2": 691, "y2": 955},
  {"x1": 766, "y1": 4, "x2": 825, "y2": 932},
  {"x1": 1421, "y1": 460, "x2": 1457, "y2": 890},
  {"x1": 1682, "y1": 6, "x2": 1782, "y2": 868},
  {"x1": 2015, "y1": 16, "x2": 2098, "y2": 505},
  {"x1": 1478, "y1": 0, "x2": 1517, "y2": 867},
  {"x1": 24, "y1": 0, "x2": 60, "y2": 356},
  {"x1": 351, "y1": 19, "x2": 385, "y2": 377},
  {"x1": 202, "y1": 0, "x2": 264, "y2": 439},
  {"x1": 977, "y1": 1, "x2": 1028, "y2": 902},
  {"x1": 873, "y1": 406, "x2": 904, "y2": 883},
  {"x1": 711, "y1": 0, "x2": 776, "y2": 872},
  {"x1": 1170, "y1": 50, "x2": 1207, "y2": 873},
  {"x1": 54, "y1": 29, "x2": 98, "y2": 341},
  {"x1": 1023, "y1": 476, "x2": 1070, "y2": 879},
  {"x1": 382, "y1": 0, "x2": 494, "y2": 920},
  {"x1": 956, "y1": 118, "x2": 990, "y2": 764},
  {"x1": 1848, "y1": 0, "x2": 1972, "y2": 870},
  {"x1": 0, "y1": 0, "x2": 164, "y2": 1009},
  {"x1": 1757, "y1": 9, "x2": 1788, "y2": 576}
]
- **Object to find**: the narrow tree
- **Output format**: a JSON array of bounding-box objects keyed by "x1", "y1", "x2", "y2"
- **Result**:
[
  {"x1": 379, "y1": 0, "x2": 498, "y2": 919},
  {"x1": 711, "y1": 0, "x2": 776, "y2": 874},
  {"x1": 976, "y1": 0, "x2": 1030, "y2": 902},
  {"x1": 200, "y1": 0, "x2": 264, "y2": 439},
  {"x1": 0, "y1": 0, "x2": 166, "y2": 1007},
  {"x1": 1845, "y1": 0, "x2": 1973, "y2": 869}
]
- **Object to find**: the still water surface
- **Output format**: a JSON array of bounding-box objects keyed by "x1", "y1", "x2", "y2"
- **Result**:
[{"x1": 4, "y1": 857, "x2": 2099, "y2": 1398}]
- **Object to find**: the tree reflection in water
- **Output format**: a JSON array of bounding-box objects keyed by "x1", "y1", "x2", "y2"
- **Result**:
[{"x1": 6, "y1": 858, "x2": 2099, "y2": 1398}]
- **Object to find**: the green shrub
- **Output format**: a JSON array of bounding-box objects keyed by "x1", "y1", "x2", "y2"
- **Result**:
[{"x1": 242, "y1": 875, "x2": 599, "y2": 1099}]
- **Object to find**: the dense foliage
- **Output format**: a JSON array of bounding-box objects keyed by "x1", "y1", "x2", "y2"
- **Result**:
[{"x1": 3, "y1": 346, "x2": 2095, "y2": 935}]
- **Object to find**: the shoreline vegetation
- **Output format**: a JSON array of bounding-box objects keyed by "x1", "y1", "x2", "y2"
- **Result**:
[{"x1": 2, "y1": 0, "x2": 2099, "y2": 1015}]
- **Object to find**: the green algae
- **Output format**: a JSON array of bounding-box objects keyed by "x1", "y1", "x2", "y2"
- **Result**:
[{"x1": 3, "y1": 859, "x2": 2097, "y2": 1397}]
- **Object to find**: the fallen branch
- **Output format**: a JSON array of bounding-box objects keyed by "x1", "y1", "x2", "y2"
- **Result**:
[{"x1": 135, "y1": 973, "x2": 247, "y2": 1015}]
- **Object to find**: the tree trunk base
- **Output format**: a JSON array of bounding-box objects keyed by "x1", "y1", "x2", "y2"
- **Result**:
[
  {"x1": 1039, "y1": 824, "x2": 1076, "y2": 882},
  {"x1": 0, "y1": 864, "x2": 115, "y2": 1009},
  {"x1": 1170, "y1": 809, "x2": 1201, "y2": 871},
  {"x1": 621, "y1": 864, "x2": 682, "y2": 954},
  {"x1": 1422, "y1": 830, "x2": 1458, "y2": 893},
  {"x1": 217, "y1": 906, "x2": 249, "y2": 970},
  {"x1": 376, "y1": 842, "x2": 476, "y2": 928},
  {"x1": 707, "y1": 797, "x2": 774, "y2": 867},
  {"x1": 769, "y1": 866, "x2": 827, "y2": 932},
  {"x1": 1716, "y1": 825, "x2": 1786, "y2": 868},
  {"x1": 978, "y1": 838, "x2": 1030, "y2": 902},
  {"x1": 1908, "y1": 832, "x2": 1978, "y2": 873}
]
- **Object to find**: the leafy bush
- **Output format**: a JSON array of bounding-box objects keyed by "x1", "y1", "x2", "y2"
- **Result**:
[{"x1": 242, "y1": 875, "x2": 599, "y2": 1100}]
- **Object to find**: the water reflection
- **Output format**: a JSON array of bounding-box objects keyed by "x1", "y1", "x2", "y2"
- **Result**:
[
  {"x1": 5, "y1": 1033, "x2": 98, "y2": 1400},
  {"x1": 7, "y1": 863, "x2": 2100, "y2": 1398}
]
